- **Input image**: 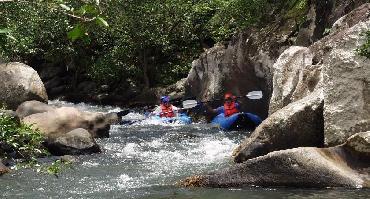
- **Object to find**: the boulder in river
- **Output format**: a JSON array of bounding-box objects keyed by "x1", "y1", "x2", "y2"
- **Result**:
[
  {"x1": 22, "y1": 107, "x2": 113, "y2": 138},
  {"x1": 16, "y1": 100, "x2": 54, "y2": 119},
  {"x1": 45, "y1": 128, "x2": 101, "y2": 156},
  {"x1": 0, "y1": 62, "x2": 48, "y2": 110},
  {"x1": 233, "y1": 91, "x2": 324, "y2": 163},
  {"x1": 181, "y1": 133, "x2": 370, "y2": 188},
  {"x1": 345, "y1": 131, "x2": 370, "y2": 157}
]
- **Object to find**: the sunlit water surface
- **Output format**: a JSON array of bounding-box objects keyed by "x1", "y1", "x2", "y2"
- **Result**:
[{"x1": 1, "y1": 101, "x2": 369, "y2": 198}]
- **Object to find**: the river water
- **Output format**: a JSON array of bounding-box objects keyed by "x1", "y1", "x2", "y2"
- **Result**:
[{"x1": 1, "y1": 101, "x2": 369, "y2": 198}]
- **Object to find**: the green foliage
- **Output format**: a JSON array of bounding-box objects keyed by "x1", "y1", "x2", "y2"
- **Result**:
[
  {"x1": 357, "y1": 30, "x2": 370, "y2": 59},
  {"x1": 0, "y1": 0, "x2": 312, "y2": 89},
  {"x1": 45, "y1": 159, "x2": 72, "y2": 177},
  {"x1": 0, "y1": 113, "x2": 48, "y2": 160}
]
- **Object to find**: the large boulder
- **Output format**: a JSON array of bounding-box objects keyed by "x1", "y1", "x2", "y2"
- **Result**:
[
  {"x1": 0, "y1": 62, "x2": 48, "y2": 110},
  {"x1": 16, "y1": 100, "x2": 54, "y2": 119},
  {"x1": 184, "y1": 1, "x2": 367, "y2": 119},
  {"x1": 233, "y1": 91, "x2": 324, "y2": 163},
  {"x1": 181, "y1": 146, "x2": 370, "y2": 188},
  {"x1": 345, "y1": 131, "x2": 370, "y2": 156},
  {"x1": 269, "y1": 46, "x2": 321, "y2": 114},
  {"x1": 22, "y1": 107, "x2": 113, "y2": 138},
  {"x1": 44, "y1": 128, "x2": 101, "y2": 156},
  {"x1": 309, "y1": 5, "x2": 370, "y2": 146}
]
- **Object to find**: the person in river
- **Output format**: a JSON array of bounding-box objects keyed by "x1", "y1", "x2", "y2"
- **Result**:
[
  {"x1": 151, "y1": 95, "x2": 180, "y2": 118},
  {"x1": 204, "y1": 92, "x2": 240, "y2": 117}
]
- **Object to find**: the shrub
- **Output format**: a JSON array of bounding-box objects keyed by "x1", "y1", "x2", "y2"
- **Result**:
[{"x1": 0, "y1": 112, "x2": 48, "y2": 161}]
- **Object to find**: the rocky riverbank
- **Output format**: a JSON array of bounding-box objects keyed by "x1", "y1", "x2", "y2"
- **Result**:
[
  {"x1": 180, "y1": 3, "x2": 370, "y2": 188},
  {"x1": 0, "y1": 62, "x2": 121, "y2": 173}
]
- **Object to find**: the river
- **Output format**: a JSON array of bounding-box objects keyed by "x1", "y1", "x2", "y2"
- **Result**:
[{"x1": 0, "y1": 101, "x2": 369, "y2": 198}]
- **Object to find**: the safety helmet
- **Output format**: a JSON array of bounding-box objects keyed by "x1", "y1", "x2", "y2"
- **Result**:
[
  {"x1": 224, "y1": 92, "x2": 236, "y2": 100},
  {"x1": 160, "y1": 96, "x2": 170, "y2": 103}
]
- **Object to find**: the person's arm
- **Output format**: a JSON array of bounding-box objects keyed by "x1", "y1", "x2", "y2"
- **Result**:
[
  {"x1": 235, "y1": 102, "x2": 241, "y2": 112},
  {"x1": 204, "y1": 104, "x2": 218, "y2": 114},
  {"x1": 150, "y1": 106, "x2": 162, "y2": 116}
]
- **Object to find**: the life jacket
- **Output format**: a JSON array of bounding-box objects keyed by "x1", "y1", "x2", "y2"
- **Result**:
[
  {"x1": 160, "y1": 104, "x2": 175, "y2": 118},
  {"x1": 224, "y1": 102, "x2": 239, "y2": 117}
]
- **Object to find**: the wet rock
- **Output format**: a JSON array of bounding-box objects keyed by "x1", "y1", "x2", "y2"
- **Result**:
[
  {"x1": 22, "y1": 107, "x2": 113, "y2": 138},
  {"x1": 45, "y1": 128, "x2": 101, "y2": 156},
  {"x1": 16, "y1": 100, "x2": 54, "y2": 119},
  {"x1": 0, "y1": 159, "x2": 10, "y2": 175},
  {"x1": 60, "y1": 155, "x2": 77, "y2": 163},
  {"x1": 0, "y1": 62, "x2": 48, "y2": 110},
  {"x1": 182, "y1": 146, "x2": 369, "y2": 188},
  {"x1": 233, "y1": 91, "x2": 324, "y2": 163},
  {"x1": 345, "y1": 132, "x2": 370, "y2": 155}
]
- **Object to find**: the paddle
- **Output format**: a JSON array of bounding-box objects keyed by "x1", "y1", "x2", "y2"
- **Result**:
[{"x1": 182, "y1": 91, "x2": 263, "y2": 109}]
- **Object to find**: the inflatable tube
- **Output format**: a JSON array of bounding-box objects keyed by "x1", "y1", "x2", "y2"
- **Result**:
[
  {"x1": 152, "y1": 113, "x2": 192, "y2": 124},
  {"x1": 211, "y1": 112, "x2": 262, "y2": 131}
]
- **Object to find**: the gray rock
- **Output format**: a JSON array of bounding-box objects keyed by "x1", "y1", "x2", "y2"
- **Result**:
[
  {"x1": 22, "y1": 107, "x2": 113, "y2": 138},
  {"x1": 233, "y1": 91, "x2": 324, "y2": 163},
  {"x1": 16, "y1": 100, "x2": 54, "y2": 119},
  {"x1": 345, "y1": 131, "x2": 370, "y2": 155},
  {"x1": 320, "y1": 16, "x2": 370, "y2": 146},
  {"x1": 60, "y1": 155, "x2": 77, "y2": 163},
  {"x1": 0, "y1": 62, "x2": 48, "y2": 110},
  {"x1": 269, "y1": 46, "x2": 320, "y2": 114},
  {"x1": 181, "y1": 146, "x2": 369, "y2": 188},
  {"x1": 45, "y1": 128, "x2": 100, "y2": 156}
]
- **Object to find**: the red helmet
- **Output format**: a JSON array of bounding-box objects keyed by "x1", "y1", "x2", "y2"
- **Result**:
[{"x1": 224, "y1": 92, "x2": 236, "y2": 100}]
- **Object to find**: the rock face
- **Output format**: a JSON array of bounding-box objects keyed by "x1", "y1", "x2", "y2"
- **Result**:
[
  {"x1": 269, "y1": 46, "x2": 320, "y2": 114},
  {"x1": 181, "y1": 146, "x2": 369, "y2": 188},
  {"x1": 16, "y1": 100, "x2": 54, "y2": 119},
  {"x1": 0, "y1": 159, "x2": 10, "y2": 175},
  {"x1": 234, "y1": 3, "x2": 370, "y2": 162},
  {"x1": 23, "y1": 107, "x2": 112, "y2": 138},
  {"x1": 0, "y1": 62, "x2": 48, "y2": 110},
  {"x1": 320, "y1": 17, "x2": 370, "y2": 146},
  {"x1": 233, "y1": 91, "x2": 324, "y2": 163},
  {"x1": 184, "y1": 0, "x2": 369, "y2": 119},
  {"x1": 181, "y1": 2, "x2": 370, "y2": 190},
  {"x1": 345, "y1": 131, "x2": 370, "y2": 155},
  {"x1": 45, "y1": 128, "x2": 101, "y2": 156}
]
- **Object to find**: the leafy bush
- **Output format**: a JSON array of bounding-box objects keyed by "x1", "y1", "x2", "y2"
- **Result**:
[
  {"x1": 0, "y1": 112, "x2": 48, "y2": 160},
  {"x1": 0, "y1": 0, "x2": 311, "y2": 89},
  {"x1": 357, "y1": 30, "x2": 370, "y2": 58}
]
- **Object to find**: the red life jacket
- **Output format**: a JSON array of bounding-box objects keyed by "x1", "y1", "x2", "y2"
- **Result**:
[
  {"x1": 224, "y1": 102, "x2": 239, "y2": 117},
  {"x1": 160, "y1": 104, "x2": 175, "y2": 118}
]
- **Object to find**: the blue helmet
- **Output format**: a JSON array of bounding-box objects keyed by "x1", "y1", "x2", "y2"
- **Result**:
[{"x1": 160, "y1": 96, "x2": 170, "y2": 103}]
